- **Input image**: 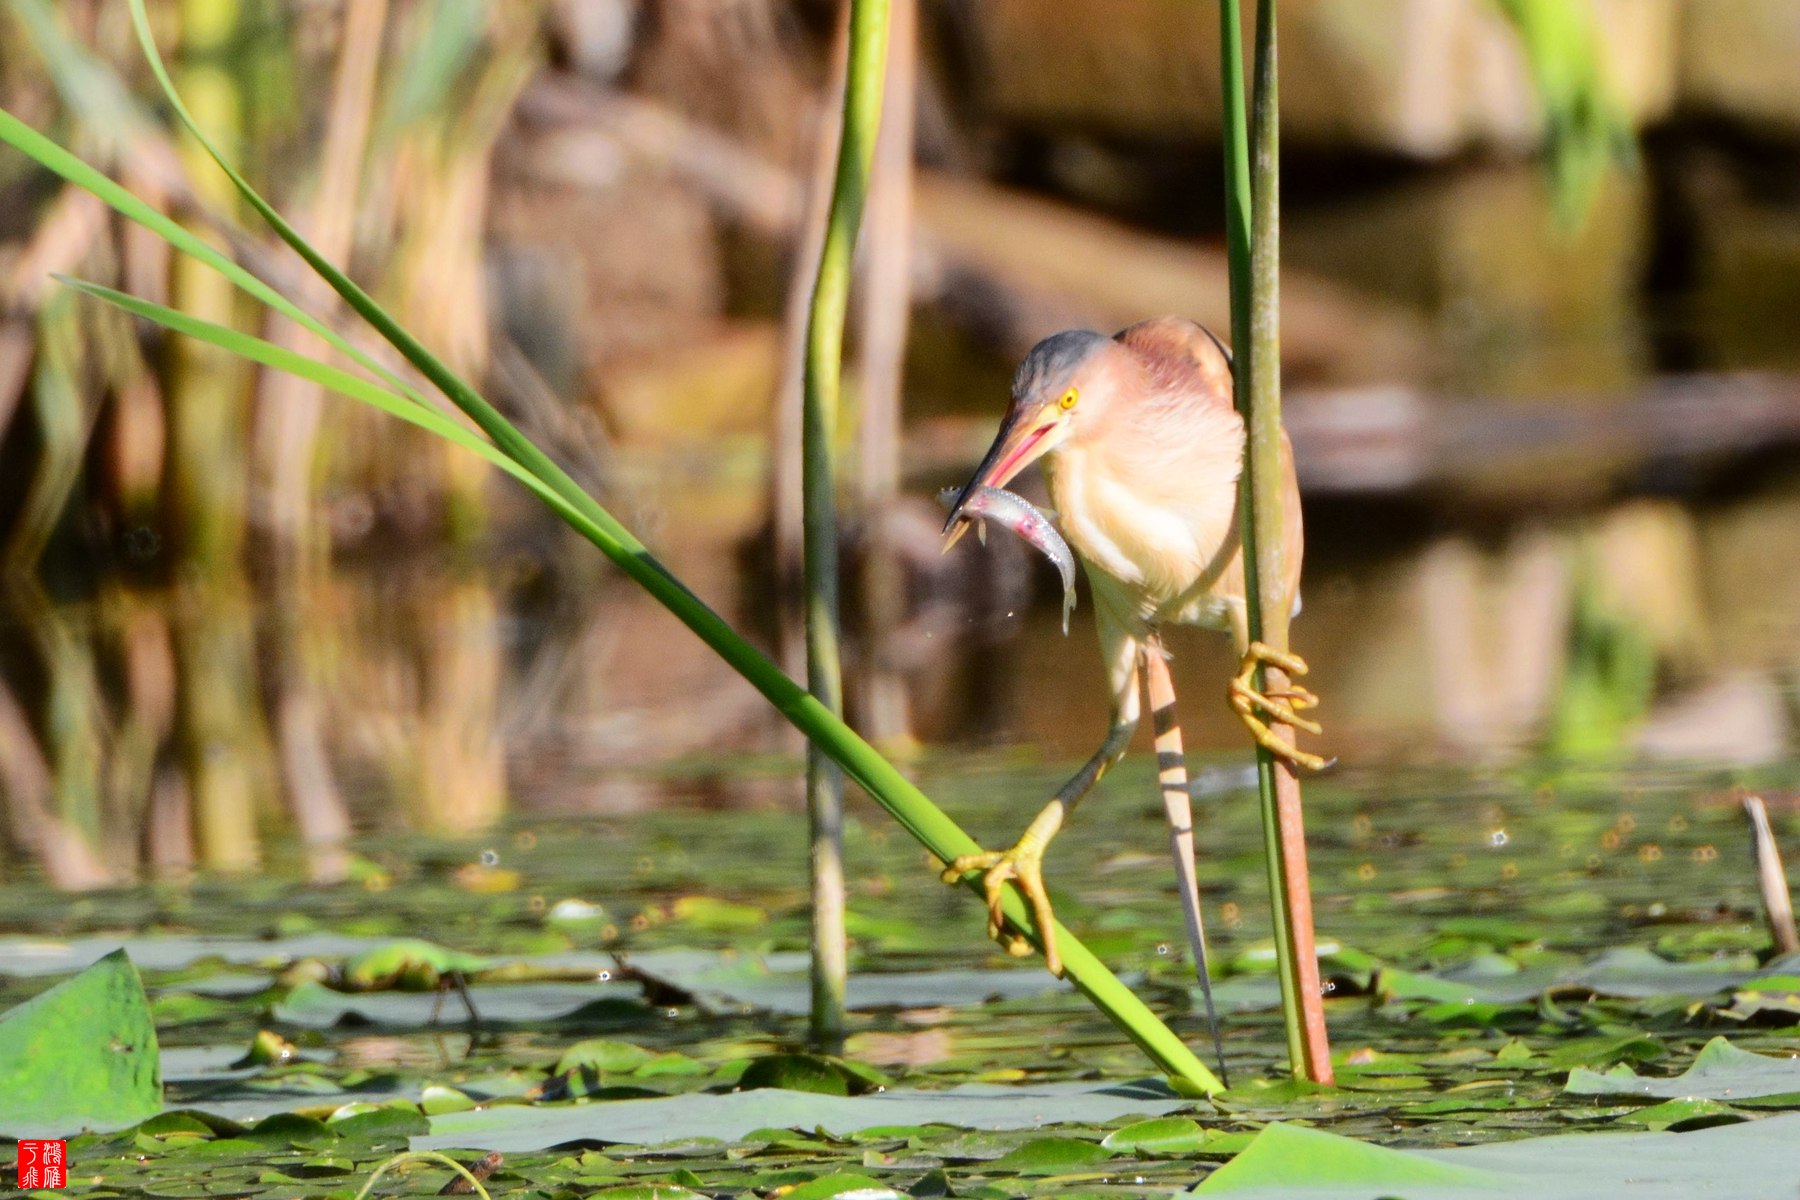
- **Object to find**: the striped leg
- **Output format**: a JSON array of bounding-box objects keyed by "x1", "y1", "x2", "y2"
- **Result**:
[{"x1": 1143, "y1": 634, "x2": 1229, "y2": 1085}]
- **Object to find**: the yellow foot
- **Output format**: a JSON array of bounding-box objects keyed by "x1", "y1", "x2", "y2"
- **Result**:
[
  {"x1": 940, "y1": 823, "x2": 1063, "y2": 975},
  {"x1": 1228, "y1": 641, "x2": 1334, "y2": 772}
]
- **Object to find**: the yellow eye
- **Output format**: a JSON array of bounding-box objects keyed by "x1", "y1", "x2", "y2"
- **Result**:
[{"x1": 1058, "y1": 387, "x2": 1079, "y2": 411}]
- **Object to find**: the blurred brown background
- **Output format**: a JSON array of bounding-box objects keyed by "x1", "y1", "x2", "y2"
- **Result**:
[{"x1": 0, "y1": 0, "x2": 1796, "y2": 888}]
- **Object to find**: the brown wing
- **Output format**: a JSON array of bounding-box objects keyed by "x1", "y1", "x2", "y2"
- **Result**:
[{"x1": 1117, "y1": 317, "x2": 1305, "y2": 631}]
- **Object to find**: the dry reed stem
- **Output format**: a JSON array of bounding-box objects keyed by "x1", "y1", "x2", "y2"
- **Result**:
[
  {"x1": 1744, "y1": 795, "x2": 1799, "y2": 955},
  {"x1": 772, "y1": 7, "x2": 850, "y2": 685},
  {"x1": 255, "y1": 0, "x2": 388, "y2": 553},
  {"x1": 852, "y1": 0, "x2": 917, "y2": 750}
]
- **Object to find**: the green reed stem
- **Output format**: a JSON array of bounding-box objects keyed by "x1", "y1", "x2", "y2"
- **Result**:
[
  {"x1": 1218, "y1": 0, "x2": 1296, "y2": 1080},
  {"x1": 1221, "y1": 0, "x2": 1330, "y2": 1082},
  {"x1": 800, "y1": 0, "x2": 890, "y2": 1052},
  {"x1": 0, "y1": 0, "x2": 1225, "y2": 1093}
]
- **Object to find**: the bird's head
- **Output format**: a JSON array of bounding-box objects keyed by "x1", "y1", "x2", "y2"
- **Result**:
[{"x1": 942, "y1": 329, "x2": 1117, "y2": 537}]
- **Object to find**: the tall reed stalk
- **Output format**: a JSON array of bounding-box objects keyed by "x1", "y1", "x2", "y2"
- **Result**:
[
  {"x1": 0, "y1": 0, "x2": 1226, "y2": 1093},
  {"x1": 799, "y1": 0, "x2": 890, "y2": 1052},
  {"x1": 1218, "y1": 0, "x2": 1333, "y2": 1083},
  {"x1": 168, "y1": 0, "x2": 250, "y2": 571}
]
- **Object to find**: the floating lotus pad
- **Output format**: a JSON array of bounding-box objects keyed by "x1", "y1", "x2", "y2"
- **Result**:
[
  {"x1": 1196, "y1": 1111, "x2": 1800, "y2": 1199},
  {"x1": 0, "y1": 949, "x2": 162, "y2": 1137},
  {"x1": 415, "y1": 1079, "x2": 1189, "y2": 1152},
  {"x1": 1565, "y1": 1036, "x2": 1800, "y2": 1101}
]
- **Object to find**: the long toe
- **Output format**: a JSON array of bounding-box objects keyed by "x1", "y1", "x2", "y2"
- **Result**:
[
  {"x1": 1247, "y1": 641, "x2": 1311, "y2": 676},
  {"x1": 941, "y1": 815, "x2": 1067, "y2": 975},
  {"x1": 1268, "y1": 735, "x2": 1332, "y2": 773},
  {"x1": 1284, "y1": 708, "x2": 1324, "y2": 737},
  {"x1": 1276, "y1": 685, "x2": 1321, "y2": 711},
  {"x1": 1232, "y1": 644, "x2": 1331, "y2": 770},
  {"x1": 981, "y1": 862, "x2": 1017, "y2": 942},
  {"x1": 1229, "y1": 681, "x2": 1323, "y2": 735},
  {"x1": 952, "y1": 843, "x2": 1063, "y2": 973},
  {"x1": 941, "y1": 850, "x2": 1002, "y2": 885},
  {"x1": 1015, "y1": 860, "x2": 1061, "y2": 975},
  {"x1": 1233, "y1": 706, "x2": 1333, "y2": 772}
]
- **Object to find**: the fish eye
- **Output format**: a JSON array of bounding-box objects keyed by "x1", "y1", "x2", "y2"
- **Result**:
[{"x1": 1058, "y1": 387, "x2": 1079, "y2": 411}]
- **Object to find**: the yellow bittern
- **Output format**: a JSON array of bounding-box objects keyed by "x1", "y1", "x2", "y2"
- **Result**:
[{"x1": 940, "y1": 317, "x2": 1327, "y2": 977}]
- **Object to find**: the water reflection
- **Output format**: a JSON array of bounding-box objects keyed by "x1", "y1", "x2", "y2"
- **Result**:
[
  {"x1": 1, "y1": 470, "x2": 1795, "y2": 889},
  {"x1": 176, "y1": 578, "x2": 274, "y2": 875}
]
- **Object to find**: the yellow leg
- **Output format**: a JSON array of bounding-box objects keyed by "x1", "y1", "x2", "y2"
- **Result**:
[
  {"x1": 943, "y1": 612, "x2": 1141, "y2": 976},
  {"x1": 941, "y1": 800, "x2": 1067, "y2": 974},
  {"x1": 1228, "y1": 642, "x2": 1333, "y2": 772}
]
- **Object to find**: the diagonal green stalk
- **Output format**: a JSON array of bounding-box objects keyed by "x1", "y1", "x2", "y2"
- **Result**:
[
  {"x1": 0, "y1": 0, "x2": 1226, "y2": 1093},
  {"x1": 800, "y1": 0, "x2": 891, "y2": 1053}
]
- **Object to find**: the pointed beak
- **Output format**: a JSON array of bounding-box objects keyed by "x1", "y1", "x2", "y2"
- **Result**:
[{"x1": 941, "y1": 407, "x2": 1055, "y2": 545}]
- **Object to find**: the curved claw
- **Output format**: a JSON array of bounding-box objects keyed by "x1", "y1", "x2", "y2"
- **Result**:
[
  {"x1": 1277, "y1": 684, "x2": 1320, "y2": 712},
  {"x1": 1228, "y1": 678, "x2": 1324, "y2": 735},
  {"x1": 1229, "y1": 642, "x2": 1332, "y2": 772},
  {"x1": 941, "y1": 836, "x2": 1063, "y2": 976},
  {"x1": 1247, "y1": 641, "x2": 1311, "y2": 677},
  {"x1": 1231, "y1": 698, "x2": 1335, "y2": 771}
]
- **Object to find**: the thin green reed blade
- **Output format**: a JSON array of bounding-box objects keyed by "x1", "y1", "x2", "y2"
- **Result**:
[
  {"x1": 0, "y1": 113, "x2": 424, "y2": 412},
  {"x1": 0, "y1": 0, "x2": 1227, "y2": 1092},
  {"x1": 60, "y1": 282, "x2": 526, "y2": 485}
]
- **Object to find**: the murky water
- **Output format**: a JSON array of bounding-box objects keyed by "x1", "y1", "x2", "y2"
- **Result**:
[{"x1": 3, "y1": 750, "x2": 1797, "y2": 1196}]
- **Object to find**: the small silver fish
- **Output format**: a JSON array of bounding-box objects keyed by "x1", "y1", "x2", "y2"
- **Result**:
[{"x1": 939, "y1": 485, "x2": 1078, "y2": 634}]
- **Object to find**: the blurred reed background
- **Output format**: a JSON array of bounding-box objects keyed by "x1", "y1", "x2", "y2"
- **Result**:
[{"x1": 1, "y1": 0, "x2": 1797, "y2": 890}]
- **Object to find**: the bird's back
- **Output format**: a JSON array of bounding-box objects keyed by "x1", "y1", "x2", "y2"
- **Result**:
[{"x1": 1114, "y1": 317, "x2": 1235, "y2": 401}]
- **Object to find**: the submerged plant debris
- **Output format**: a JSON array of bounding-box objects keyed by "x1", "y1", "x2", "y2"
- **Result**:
[{"x1": 2, "y1": 757, "x2": 1798, "y2": 1197}]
